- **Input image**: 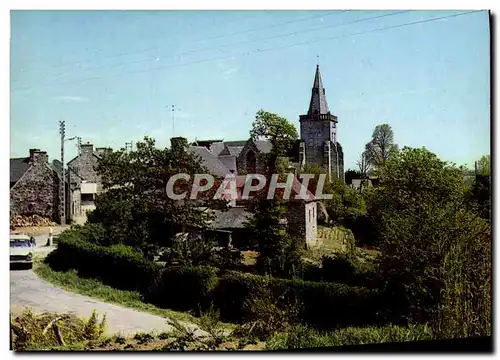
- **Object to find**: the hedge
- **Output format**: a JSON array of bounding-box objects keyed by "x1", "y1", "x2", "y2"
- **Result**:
[
  {"x1": 145, "y1": 265, "x2": 219, "y2": 313},
  {"x1": 45, "y1": 232, "x2": 161, "y2": 293},
  {"x1": 216, "y1": 271, "x2": 384, "y2": 329},
  {"x1": 47, "y1": 229, "x2": 385, "y2": 330}
]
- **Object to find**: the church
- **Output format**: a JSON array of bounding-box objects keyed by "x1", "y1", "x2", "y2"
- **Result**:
[
  {"x1": 188, "y1": 64, "x2": 345, "y2": 182},
  {"x1": 168, "y1": 65, "x2": 344, "y2": 248}
]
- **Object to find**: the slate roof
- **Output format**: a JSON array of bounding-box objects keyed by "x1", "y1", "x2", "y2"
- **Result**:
[
  {"x1": 218, "y1": 155, "x2": 237, "y2": 174},
  {"x1": 219, "y1": 145, "x2": 245, "y2": 157},
  {"x1": 211, "y1": 207, "x2": 253, "y2": 229},
  {"x1": 188, "y1": 146, "x2": 231, "y2": 178},
  {"x1": 10, "y1": 157, "x2": 30, "y2": 184},
  {"x1": 209, "y1": 142, "x2": 226, "y2": 156},
  {"x1": 308, "y1": 64, "x2": 330, "y2": 115},
  {"x1": 211, "y1": 141, "x2": 247, "y2": 156}
]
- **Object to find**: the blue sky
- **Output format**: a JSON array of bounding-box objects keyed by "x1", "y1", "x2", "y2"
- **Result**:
[{"x1": 10, "y1": 10, "x2": 490, "y2": 170}]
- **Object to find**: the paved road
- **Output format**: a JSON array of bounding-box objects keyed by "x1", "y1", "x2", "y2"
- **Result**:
[{"x1": 10, "y1": 234, "x2": 206, "y2": 337}]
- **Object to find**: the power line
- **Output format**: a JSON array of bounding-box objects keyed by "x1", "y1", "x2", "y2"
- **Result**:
[
  {"x1": 11, "y1": 10, "x2": 482, "y2": 92},
  {"x1": 31, "y1": 10, "x2": 403, "y2": 82},
  {"x1": 16, "y1": 10, "x2": 346, "y2": 75}
]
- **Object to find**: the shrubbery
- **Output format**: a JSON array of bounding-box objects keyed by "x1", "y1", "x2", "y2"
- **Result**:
[
  {"x1": 45, "y1": 230, "x2": 161, "y2": 293},
  {"x1": 321, "y1": 252, "x2": 377, "y2": 287},
  {"x1": 146, "y1": 265, "x2": 219, "y2": 313},
  {"x1": 46, "y1": 229, "x2": 384, "y2": 331}
]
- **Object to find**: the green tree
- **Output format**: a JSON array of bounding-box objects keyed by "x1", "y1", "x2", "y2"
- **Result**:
[
  {"x1": 247, "y1": 110, "x2": 302, "y2": 276},
  {"x1": 475, "y1": 154, "x2": 490, "y2": 176},
  {"x1": 368, "y1": 147, "x2": 491, "y2": 334},
  {"x1": 250, "y1": 109, "x2": 298, "y2": 175},
  {"x1": 364, "y1": 124, "x2": 398, "y2": 175},
  {"x1": 89, "y1": 136, "x2": 227, "y2": 258}
]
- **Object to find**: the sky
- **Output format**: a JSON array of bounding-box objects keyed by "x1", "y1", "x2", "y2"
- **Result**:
[{"x1": 10, "y1": 10, "x2": 490, "y2": 170}]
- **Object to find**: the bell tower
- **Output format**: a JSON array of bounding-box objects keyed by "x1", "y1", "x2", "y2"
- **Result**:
[{"x1": 299, "y1": 65, "x2": 344, "y2": 182}]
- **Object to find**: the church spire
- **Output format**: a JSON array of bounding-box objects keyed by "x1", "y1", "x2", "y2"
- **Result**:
[{"x1": 308, "y1": 64, "x2": 330, "y2": 115}]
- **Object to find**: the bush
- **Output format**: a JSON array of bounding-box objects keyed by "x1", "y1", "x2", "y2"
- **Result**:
[
  {"x1": 321, "y1": 252, "x2": 377, "y2": 287},
  {"x1": 11, "y1": 309, "x2": 107, "y2": 351},
  {"x1": 45, "y1": 230, "x2": 161, "y2": 293},
  {"x1": 145, "y1": 265, "x2": 219, "y2": 313},
  {"x1": 213, "y1": 270, "x2": 383, "y2": 330}
]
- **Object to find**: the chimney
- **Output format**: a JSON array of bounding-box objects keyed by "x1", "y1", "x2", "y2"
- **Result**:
[
  {"x1": 29, "y1": 149, "x2": 48, "y2": 165},
  {"x1": 170, "y1": 137, "x2": 188, "y2": 153},
  {"x1": 80, "y1": 143, "x2": 94, "y2": 157}
]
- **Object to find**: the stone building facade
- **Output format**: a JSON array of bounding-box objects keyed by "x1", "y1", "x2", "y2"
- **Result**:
[
  {"x1": 67, "y1": 143, "x2": 111, "y2": 222},
  {"x1": 10, "y1": 149, "x2": 62, "y2": 222},
  {"x1": 299, "y1": 65, "x2": 345, "y2": 182}
]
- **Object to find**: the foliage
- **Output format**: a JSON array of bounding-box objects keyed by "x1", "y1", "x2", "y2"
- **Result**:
[
  {"x1": 11, "y1": 309, "x2": 107, "y2": 351},
  {"x1": 212, "y1": 270, "x2": 382, "y2": 330},
  {"x1": 250, "y1": 109, "x2": 298, "y2": 173},
  {"x1": 231, "y1": 286, "x2": 302, "y2": 341},
  {"x1": 89, "y1": 136, "x2": 228, "y2": 258},
  {"x1": 45, "y1": 228, "x2": 161, "y2": 293},
  {"x1": 356, "y1": 151, "x2": 372, "y2": 183},
  {"x1": 466, "y1": 174, "x2": 491, "y2": 222},
  {"x1": 265, "y1": 323, "x2": 433, "y2": 350},
  {"x1": 435, "y1": 212, "x2": 491, "y2": 338},
  {"x1": 321, "y1": 252, "x2": 376, "y2": 287},
  {"x1": 245, "y1": 199, "x2": 303, "y2": 277},
  {"x1": 367, "y1": 147, "x2": 491, "y2": 332},
  {"x1": 323, "y1": 184, "x2": 367, "y2": 225},
  {"x1": 145, "y1": 265, "x2": 219, "y2": 314},
  {"x1": 475, "y1": 154, "x2": 490, "y2": 176},
  {"x1": 344, "y1": 169, "x2": 361, "y2": 185},
  {"x1": 364, "y1": 124, "x2": 398, "y2": 175},
  {"x1": 34, "y1": 262, "x2": 202, "y2": 325}
]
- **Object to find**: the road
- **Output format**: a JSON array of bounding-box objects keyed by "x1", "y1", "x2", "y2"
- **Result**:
[{"x1": 10, "y1": 234, "x2": 206, "y2": 337}]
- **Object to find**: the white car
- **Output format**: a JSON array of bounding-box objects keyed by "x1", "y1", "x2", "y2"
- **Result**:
[{"x1": 10, "y1": 234, "x2": 34, "y2": 269}]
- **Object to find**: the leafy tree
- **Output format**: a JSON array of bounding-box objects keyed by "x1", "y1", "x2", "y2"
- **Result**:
[
  {"x1": 89, "y1": 136, "x2": 227, "y2": 258},
  {"x1": 475, "y1": 154, "x2": 490, "y2": 176},
  {"x1": 247, "y1": 110, "x2": 302, "y2": 276},
  {"x1": 368, "y1": 147, "x2": 491, "y2": 333},
  {"x1": 250, "y1": 109, "x2": 298, "y2": 175},
  {"x1": 356, "y1": 151, "x2": 372, "y2": 192},
  {"x1": 364, "y1": 124, "x2": 398, "y2": 175}
]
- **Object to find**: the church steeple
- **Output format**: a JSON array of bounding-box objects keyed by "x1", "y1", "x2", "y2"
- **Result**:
[{"x1": 308, "y1": 64, "x2": 330, "y2": 115}]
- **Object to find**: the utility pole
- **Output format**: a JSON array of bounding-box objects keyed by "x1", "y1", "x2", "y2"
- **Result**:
[
  {"x1": 166, "y1": 104, "x2": 181, "y2": 137},
  {"x1": 59, "y1": 120, "x2": 66, "y2": 225}
]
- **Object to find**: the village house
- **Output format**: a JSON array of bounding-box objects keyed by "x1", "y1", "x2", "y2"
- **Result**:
[
  {"x1": 67, "y1": 142, "x2": 112, "y2": 223},
  {"x1": 10, "y1": 149, "x2": 63, "y2": 223}
]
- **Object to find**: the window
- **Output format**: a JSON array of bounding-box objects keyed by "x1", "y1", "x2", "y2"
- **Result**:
[{"x1": 81, "y1": 193, "x2": 94, "y2": 202}]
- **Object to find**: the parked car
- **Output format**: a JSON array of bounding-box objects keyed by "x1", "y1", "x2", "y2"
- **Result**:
[{"x1": 10, "y1": 234, "x2": 34, "y2": 269}]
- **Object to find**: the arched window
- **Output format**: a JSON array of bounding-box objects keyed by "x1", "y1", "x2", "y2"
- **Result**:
[{"x1": 246, "y1": 150, "x2": 257, "y2": 174}]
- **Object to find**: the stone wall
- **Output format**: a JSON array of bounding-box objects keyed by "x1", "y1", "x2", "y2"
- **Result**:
[
  {"x1": 236, "y1": 141, "x2": 267, "y2": 174},
  {"x1": 68, "y1": 144, "x2": 102, "y2": 192},
  {"x1": 286, "y1": 200, "x2": 317, "y2": 249},
  {"x1": 10, "y1": 151, "x2": 61, "y2": 222}
]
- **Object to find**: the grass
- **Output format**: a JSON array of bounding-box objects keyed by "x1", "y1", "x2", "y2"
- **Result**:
[
  {"x1": 265, "y1": 324, "x2": 434, "y2": 350},
  {"x1": 306, "y1": 225, "x2": 351, "y2": 262},
  {"x1": 33, "y1": 260, "x2": 234, "y2": 330}
]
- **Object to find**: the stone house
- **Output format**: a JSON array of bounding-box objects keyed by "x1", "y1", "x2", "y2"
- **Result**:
[
  {"x1": 67, "y1": 143, "x2": 112, "y2": 222},
  {"x1": 10, "y1": 149, "x2": 63, "y2": 223}
]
